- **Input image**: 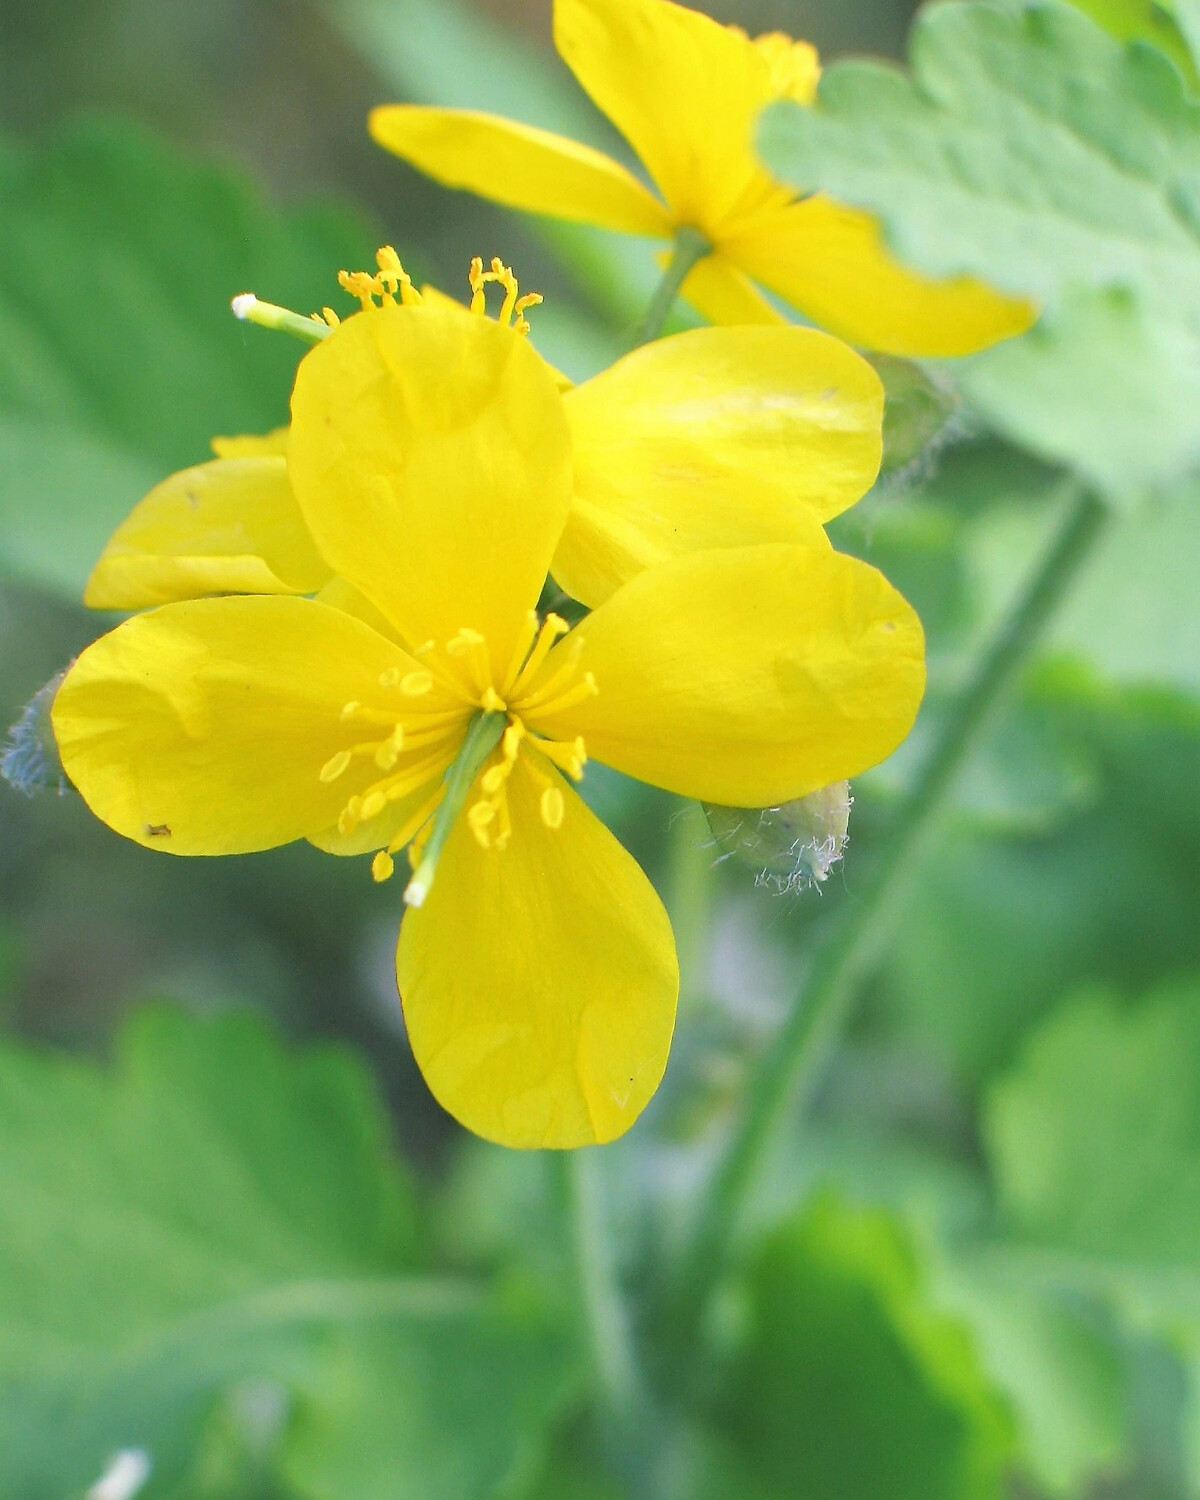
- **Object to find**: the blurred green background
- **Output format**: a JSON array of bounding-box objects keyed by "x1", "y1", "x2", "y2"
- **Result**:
[{"x1": 2, "y1": 1, "x2": 1200, "y2": 1498}]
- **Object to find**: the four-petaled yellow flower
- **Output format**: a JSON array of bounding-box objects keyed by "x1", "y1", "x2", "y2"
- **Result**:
[
  {"x1": 369, "y1": 0, "x2": 1033, "y2": 357},
  {"x1": 53, "y1": 300, "x2": 925, "y2": 1149},
  {"x1": 84, "y1": 251, "x2": 887, "y2": 615}
]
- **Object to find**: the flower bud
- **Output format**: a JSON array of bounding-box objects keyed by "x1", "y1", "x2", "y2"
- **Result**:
[
  {"x1": 871, "y1": 355, "x2": 958, "y2": 474},
  {"x1": 1, "y1": 671, "x2": 67, "y2": 797},
  {"x1": 705, "y1": 782, "x2": 851, "y2": 893}
]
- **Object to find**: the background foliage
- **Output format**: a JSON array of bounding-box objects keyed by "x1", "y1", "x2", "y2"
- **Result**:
[{"x1": 1, "y1": 0, "x2": 1198, "y2": 1496}]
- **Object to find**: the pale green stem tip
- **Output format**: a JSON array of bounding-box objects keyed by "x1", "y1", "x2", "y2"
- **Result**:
[{"x1": 231, "y1": 293, "x2": 332, "y2": 346}]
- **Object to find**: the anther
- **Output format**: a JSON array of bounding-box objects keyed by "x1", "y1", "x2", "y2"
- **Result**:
[
  {"x1": 540, "y1": 786, "x2": 565, "y2": 829},
  {"x1": 401, "y1": 670, "x2": 434, "y2": 696},
  {"x1": 319, "y1": 748, "x2": 353, "y2": 783},
  {"x1": 359, "y1": 789, "x2": 388, "y2": 822},
  {"x1": 371, "y1": 850, "x2": 395, "y2": 883}
]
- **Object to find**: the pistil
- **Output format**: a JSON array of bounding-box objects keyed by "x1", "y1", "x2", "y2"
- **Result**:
[{"x1": 403, "y1": 710, "x2": 508, "y2": 908}]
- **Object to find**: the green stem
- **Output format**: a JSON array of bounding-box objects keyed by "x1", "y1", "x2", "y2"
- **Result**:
[
  {"x1": 630, "y1": 226, "x2": 712, "y2": 348},
  {"x1": 668, "y1": 482, "x2": 1109, "y2": 1347},
  {"x1": 404, "y1": 710, "x2": 506, "y2": 907},
  {"x1": 667, "y1": 800, "x2": 716, "y2": 1010},
  {"x1": 556, "y1": 1151, "x2": 658, "y2": 1498}
]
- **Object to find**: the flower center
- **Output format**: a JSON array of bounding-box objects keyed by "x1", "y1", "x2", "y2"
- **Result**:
[{"x1": 318, "y1": 611, "x2": 598, "y2": 901}]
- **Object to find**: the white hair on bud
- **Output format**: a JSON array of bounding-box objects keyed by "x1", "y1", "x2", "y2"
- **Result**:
[
  {"x1": 231, "y1": 292, "x2": 259, "y2": 320},
  {"x1": 86, "y1": 1450, "x2": 152, "y2": 1500}
]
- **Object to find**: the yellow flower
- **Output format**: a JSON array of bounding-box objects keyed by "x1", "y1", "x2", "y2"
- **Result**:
[
  {"x1": 368, "y1": 0, "x2": 1034, "y2": 358},
  {"x1": 84, "y1": 252, "x2": 886, "y2": 613},
  {"x1": 53, "y1": 301, "x2": 925, "y2": 1149}
]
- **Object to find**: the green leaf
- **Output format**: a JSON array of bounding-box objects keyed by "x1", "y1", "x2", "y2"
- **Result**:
[
  {"x1": 0, "y1": 1006, "x2": 573, "y2": 1499},
  {"x1": 986, "y1": 979, "x2": 1200, "y2": 1270},
  {"x1": 0, "y1": 118, "x2": 379, "y2": 599},
  {"x1": 933, "y1": 1251, "x2": 1128, "y2": 1493},
  {"x1": 878, "y1": 678, "x2": 1200, "y2": 1087},
  {"x1": 760, "y1": 1, "x2": 1200, "y2": 503},
  {"x1": 711, "y1": 1194, "x2": 1013, "y2": 1500},
  {"x1": 1062, "y1": 0, "x2": 1197, "y2": 80},
  {"x1": 957, "y1": 285, "x2": 1200, "y2": 500}
]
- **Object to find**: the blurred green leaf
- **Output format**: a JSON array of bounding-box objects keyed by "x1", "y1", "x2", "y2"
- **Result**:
[
  {"x1": 760, "y1": 1, "x2": 1200, "y2": 504},
  {"x1": 987, "y1": 978, "x2": 1200, "y2": 1271},
  {"x1": 972, "y1": 475, "x2": 1200, "y2": 696},
  {"x1": 933, "y1": 1252, "x2": 1128, "y2": 1493},
  {"x1": 877, "y1": 677, "x2": 1200, "y2": 1087},
  {"x1": 1061, "y1": 0, "x2": 1197, "y2": 80},
  {"x1": 0, "y1": 118, "x2": 378, "y2": 601},
  {"x1": 0, "y1": 1006, "x2": 573, "y2": 1500},
  {"x1": 710, "y1": 1194, "x2": 1012, "y2": 1500}
]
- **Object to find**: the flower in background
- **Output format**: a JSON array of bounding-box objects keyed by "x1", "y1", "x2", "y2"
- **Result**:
[
  {"x1": 84, "y1": 251, "x2": 887, "y2": 614},
  {"x1": 54, "y1": 299, "x2": 925, "y2": 1149},
  {"x1": 369, "y1": 0, "x2": 1034, "y2": 357}
]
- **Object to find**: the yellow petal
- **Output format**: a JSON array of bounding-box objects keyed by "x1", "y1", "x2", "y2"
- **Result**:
[
  {"x1": 676, "y1": 251, "x2": 786, "y2": 327},
  {"x1": 536, "y1": 543, "x2": 925, "y2": 807},
  {"x1": 211, "y1": 427, "x2": 290, "y2": 458},
  {"x1": 314, "y1": 576, "x2": 406, "y2": 645},
  {"x1": 554, "y1": 0, "x2": 797, "y2": 233},
  {"x1": 52, "y1": 596, "x2": 430, "y2": 855},
  {"x1": 288, "y1": 304, "x2": 573, "y2": 681},
  {"x1": 83, "y1": 457, "x2": 332, "y2": 611},
  {"x1": 419, "y1": 281, "x2": 575, "y2": 391},
  {"x1": 726, "y1": 197, "x2": 1037, "y2": 358},
  {"x1": 397, "y1": 757, "x2": 678, "y2": 1148},
  {"x1": 554, "y1": 325, "x2": 881, "y2": 606},
  {"x1": 369, "y1": 105, "x2": 672, "y2": 238}
]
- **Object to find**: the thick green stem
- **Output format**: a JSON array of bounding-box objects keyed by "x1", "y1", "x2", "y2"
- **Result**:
[
  {"x1": 630, "y1": 227, "x2": 712, "y2": 348},
  {"x1": 668, "y1": 482, "x2": 1109, "y2": 1347}
]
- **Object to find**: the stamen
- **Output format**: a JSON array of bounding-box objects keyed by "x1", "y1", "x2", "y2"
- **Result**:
[
  {"x1": 465, "y1": 255, "x2": 542, "y2": 335},
  {"x1": 522, "y1": 671, "x2": 599, "y2": 721},
  {"x1": 502, "y1": 610, "x2": 541, "y2": 694},
  {"x1": 385, "y1": 784, "x2": 446, "y2": 856},
  {"x1": 513, "y1": 638, "x2": 584, "y2": 711},
  {"x1": 532, "y1": 734, "x2": 588, "y2": 781},
  {"x1": 469, "y1": 256, "x2": 487, "y2": 315},
  {"x1": 372, "y1": 850, "x2": 395, "y2": 883},
  {"x1": 446, "y1": 627, "x2": 492, "y2": 697},
  {"x1": 375, "y1": 245, "x2": 422, "y2": 306},
  {"x1": 508, "y1": 614, "x2": 569, "y2": 700},
  {"x1": 401, "y1": 670, "x2": 433, "y2": 696}
]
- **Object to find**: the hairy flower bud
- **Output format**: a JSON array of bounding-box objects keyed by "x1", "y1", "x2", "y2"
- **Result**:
[
  {"x1": 1, "y1": 672, "x2": 67, "y2": 797},
  {"x1": 705, "y1": 782, "x2": 851, "y2": 893}
]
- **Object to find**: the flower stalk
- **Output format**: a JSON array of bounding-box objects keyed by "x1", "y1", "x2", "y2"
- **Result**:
[
  {"x1": 667, "y1": 480, "x2": 1109, "y2": 1351},
  {"x1": 630, "y1": 226, "x2": 711, "y2": 347}
]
